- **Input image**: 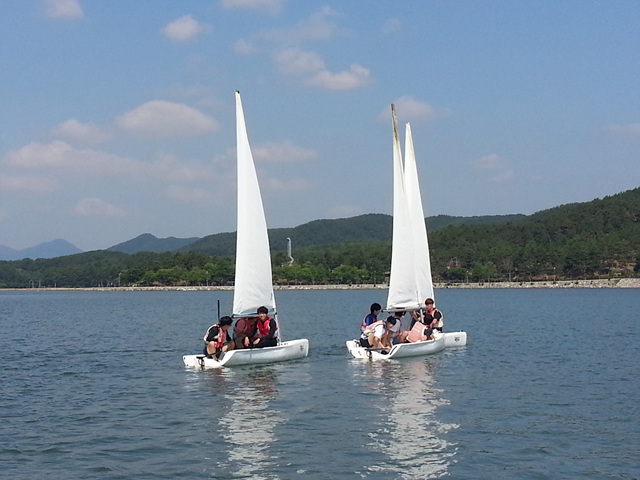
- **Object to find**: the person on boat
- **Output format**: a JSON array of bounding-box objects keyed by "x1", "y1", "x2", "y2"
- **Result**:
[
  {"x1": 398, "y1": 318, "x2": 434, "y2": 343},
  {"x1": 203, "y1": 316, "x2": 235, "y2": 359},
  {"x1": 250, "y1": 306, "x2": 279, "y2": 349},
  {"x1": 423, "y1": 298, "x2": 443, "y2": 332},
  {"x1": 361, "y1": 302, "x2": 382, "y2": 334},
  {"x1": 388, "y1": 310, "x2": 405, "y2": 344},
  {"x1": 360, "y1": 316, "x2": 396, "y2": 353},
  {"x1": 409, "y1": 309, "x2": 422, "y2": 329},
  {"x1": 233, "y1": 315, "x2": 258, "y2": 349}
]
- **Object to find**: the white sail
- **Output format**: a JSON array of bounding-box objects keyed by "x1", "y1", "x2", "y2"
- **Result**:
[
  {"x1": 404, "y1": 122, "x2": 434, "y2": 303},
  {"x1": 386, "y1": 105, "x2": 422, "y2": 311},
  {"x1": 232, "y1": 91, "x2": 276, "y2": 317}
]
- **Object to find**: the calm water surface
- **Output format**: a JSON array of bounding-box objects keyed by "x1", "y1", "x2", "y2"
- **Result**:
[{"x1": 0, "y1": 288, "x2": 638, "y2": 479}]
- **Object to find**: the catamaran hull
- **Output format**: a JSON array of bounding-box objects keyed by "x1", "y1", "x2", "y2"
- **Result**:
[
  {"x1": 442, "y1": 331, "x2": 467, "y2": 347},
  {"x1": 346, "y1": 335, "x2": 446, "y2": 361},
  {"x1": 183, "y1": 338, "x2": 309, "y2": 369}
]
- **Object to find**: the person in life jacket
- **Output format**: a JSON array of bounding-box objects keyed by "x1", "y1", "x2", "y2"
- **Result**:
[
  {"x1": 203, "y1": 316, "x2": 235, "y2": 359},
  {"x1": 423, "y1": 298, "x2": 443, "y2": 332},
  {"x1": 361, "y1": 302, "x2": 382, "y2": 333},
  {"x1": 233, "y1": 315, "x2": 258, "y2": 349},
  {"x1": 398, "y1": 319, "x2": 434, "y2": 343},
  {"x1": 360, "y1": 316, "x2": 396, "y2": 353},
  {"x1": 251, "y1": 305, "x2": 279, "y2": 349}
]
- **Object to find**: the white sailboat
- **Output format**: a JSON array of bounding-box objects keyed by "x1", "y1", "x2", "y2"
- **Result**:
[
  {"x1": 183, "y1": 92, "x2": 309, "y2": 368},
  {"x1": 347, "y1": 105, "x2": 466, "y2": 360}
]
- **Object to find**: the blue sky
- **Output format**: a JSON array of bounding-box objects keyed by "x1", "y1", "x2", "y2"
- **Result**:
[{"x1": 1, "y1": 0, "x2": 638, "y2": 252}]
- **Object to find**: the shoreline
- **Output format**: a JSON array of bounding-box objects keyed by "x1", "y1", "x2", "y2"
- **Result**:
[{"x1": 4, "y1": 278, "x2": 640, "y2": 292}]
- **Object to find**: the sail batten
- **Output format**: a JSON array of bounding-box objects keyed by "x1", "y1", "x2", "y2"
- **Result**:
[{"x1": 233, "y1": 92, "x2": 276, "y2": 317}]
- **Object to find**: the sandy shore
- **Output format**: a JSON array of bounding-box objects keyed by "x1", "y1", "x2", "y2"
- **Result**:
[{"x1": 9, "y1": 277, "x2": 639, "y2": 292}]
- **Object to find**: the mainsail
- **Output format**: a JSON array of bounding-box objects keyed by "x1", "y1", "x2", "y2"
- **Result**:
[
  {"x1": 386, "y1": 105, "x2": 422, "y2": 311},
  {"x1": 232, "y1": 91, "x2": 276, "y2": 317}
]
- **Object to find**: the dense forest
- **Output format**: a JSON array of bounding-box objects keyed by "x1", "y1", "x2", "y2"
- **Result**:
[{"x1": 1, "y1": 188, "x2": 639, "y2": 288}]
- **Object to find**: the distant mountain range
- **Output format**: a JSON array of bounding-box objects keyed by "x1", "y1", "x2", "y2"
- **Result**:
[
  {"x1": 0, "y1": 213, "x2": 524, "y2": 261},
  {"x1": 0, "y1": 239, "x2": 82, "y2": 261}
]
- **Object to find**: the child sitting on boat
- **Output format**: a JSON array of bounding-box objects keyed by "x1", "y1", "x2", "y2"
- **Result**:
[{"x1": 203, "y1": 316, "x2": 235, "y2": 359}]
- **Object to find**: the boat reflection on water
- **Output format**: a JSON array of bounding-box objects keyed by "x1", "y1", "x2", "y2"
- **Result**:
[
  {"x1": 357, "y1": 360, "x2": 458, "y2": 478},
  {"x1": 214, "y1": 367, "x2": 282, "y2": 479}
]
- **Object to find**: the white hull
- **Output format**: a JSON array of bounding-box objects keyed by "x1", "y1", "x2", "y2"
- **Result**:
[
  {"x1": 442, "y1": 331, "x2": 467, "y2": 347},
  {"x1": 183, "y1": 338, "x2": 309, "y2": 369},
  {"x1": 346, "y1": 335, "x2": 445, "y2": 361}
]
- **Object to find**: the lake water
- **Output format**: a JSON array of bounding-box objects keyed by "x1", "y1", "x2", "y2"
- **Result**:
[{"x1": 0, "y1": 288, "x2": 637, "y2": 479}]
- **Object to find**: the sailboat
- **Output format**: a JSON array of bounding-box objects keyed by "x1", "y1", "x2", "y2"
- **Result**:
[
  {"x1": 183, "y1": 92, "x2": 309, "y2": 368},
  {"x1": 346, "y1": 105, "x2": 467, "y2": 360}
]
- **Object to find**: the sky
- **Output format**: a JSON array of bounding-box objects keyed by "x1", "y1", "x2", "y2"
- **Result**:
[{"x1": 1, "y1": 0, "x2": 638, "y2": 252}]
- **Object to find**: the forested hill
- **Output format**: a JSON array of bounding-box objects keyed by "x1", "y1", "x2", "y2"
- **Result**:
[
  {"x1": 0, "y1": 187, "x2": 638, "y2": 288},
  {"x1": 183, "y1": 213, "x2": 525, "y2": 256}
]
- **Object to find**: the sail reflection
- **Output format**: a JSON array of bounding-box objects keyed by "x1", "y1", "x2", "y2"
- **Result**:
[
  {"x1": 216, "y1": 368, "x2": 282, "y2": 479},
  {"x1": 362, "y1": 360, "x2": 458, "y2": 479}
]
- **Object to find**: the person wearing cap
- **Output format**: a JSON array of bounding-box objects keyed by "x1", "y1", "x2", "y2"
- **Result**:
[{"x1": 203, "y1": 316, "x2": 235, "y2": 359}]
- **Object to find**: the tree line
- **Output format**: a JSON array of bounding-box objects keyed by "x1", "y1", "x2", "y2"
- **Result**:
[{"x1": 1, "y1": 187, "x2": 639, "y2": 288}]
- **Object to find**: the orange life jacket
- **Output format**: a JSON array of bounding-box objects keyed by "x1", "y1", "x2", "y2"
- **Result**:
[
  {"x1": 362, "y1": 320, "x2": 384, "y2": 337},
  {"x1": 204, "y1": 324, "x2": 226, "y2": 349}
]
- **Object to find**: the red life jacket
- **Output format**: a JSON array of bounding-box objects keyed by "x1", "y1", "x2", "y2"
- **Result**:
[
  {"x1": 257, "y1": 317, "x2": 277, "y2": 338},
  {"x1": 234, "y1": 318, "x2": 254, "y2": 337},
  {"x1": 204, "y1": 324, "x2": 227, "y2": 349},
  {"x1": 361, "y1": 313, "x2": 377, "y2": 332}
]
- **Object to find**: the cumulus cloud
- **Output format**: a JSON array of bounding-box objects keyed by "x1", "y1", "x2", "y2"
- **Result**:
[
  {"x1": 43, "y1": 0, "x2": 83, "y2": 20},
  {"x1": 307, "y1": 64, "x2": 371, "y2": 91},
  {"x1": 52, "y1": 119, "x2": 110, "y2": 144},
  {"x1": 262, "y1": 175, "x2": 312, "y2": 192},
  {"x1": 275, "y1": 48, "x2": 326, "y2": 75},
  {"x1": 162, "y1": 15, "x2": 206, "y2": 42},
  {"x1": 252, "y1": 141, "x2": 317, "y2": 164},
  {"x1": 220, "y1": 0, "x2": 286, "y2": 15},
  {"x1": 4, "y1": 140, "x2": 139, "y2": 176},
  {"x1": 234, "y1": 39, "x2": 259, "y2": 55},
  {"x1": 380, "y1": 96, "x2": 440, "y2": 123},
  {"x1": 73, "y1": 198, "x2": 125, "y2": 217},
  {"x1": 117, "y1": 100, "x2": 218, "y2": 138},
  {"x1": 261, "y1": 7, "x2": 341, "y2": 44}
]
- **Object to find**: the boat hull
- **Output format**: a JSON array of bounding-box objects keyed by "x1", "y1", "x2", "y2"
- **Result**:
[
  {"x1": 442, "y1": 331, "x2": 467, "y2": 347},
  {"x1": 346, "y1": 335, "x2": 446, "y2": 361},
  {"x1": 183, "y1": 338, "x2": 309, "y2": 369}
]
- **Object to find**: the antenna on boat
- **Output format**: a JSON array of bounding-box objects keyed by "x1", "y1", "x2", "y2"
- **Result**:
[
  {"x1": 217, "y1": 299, "x2": 220, "y2": 321},
  {"x1": 286, "y1": 237, "x2": 294, "y2": 266}
]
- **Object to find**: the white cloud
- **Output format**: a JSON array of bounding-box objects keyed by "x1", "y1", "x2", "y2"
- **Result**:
[
  {"x1": 153, "y1": 155, "x2": 216, "y2": 183},
  {"x1": 73, "y1": 198, "x2": 125, "y2": 217},
  {"x1": 117, "y1": 100, "x2": 218, "y2": 138},
  {"x1": 4, "y1": 141, "x2": 139, "y2": 177},
  {"x1": 307, "y1": 64, "x2": 371, "y2": 91},
  {"x1": 275, "y1": 48, "x2": 326, "y2": 76},
  {"x1": 252, "y1": 141, "x2": 317, "y2": 164},
  {"x1": 0, "y1": 175, "x2": 57, "y2": 193},
  {"x1": 162, "y1": 15, "x2": 206, "y2": 42},
  {"x1": 43, "y1": 0, "x2": 83, "y2": 20},
  {"x1": 381, "y1": 96, "x2": 440, "y2": 123},
  {"x1": 220, "y1": 0, "x2": 286, "y2": 15},
  {"x1": 52, "y1": 119, "x2": 110, "y2": 144},
  {"x1": 262, "y1": 175, "x2": 312, "y2": 193},
  {"x1": 261, "y1": 7, "x2": 341, "y2": 44}
]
